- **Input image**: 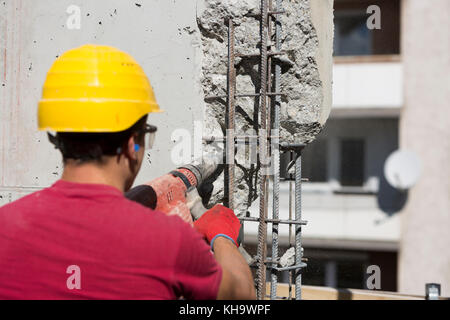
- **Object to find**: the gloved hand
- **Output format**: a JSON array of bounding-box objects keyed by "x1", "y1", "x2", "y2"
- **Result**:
[{"x1": 194, "y1": 204, "x2": 241, "y2": 250}]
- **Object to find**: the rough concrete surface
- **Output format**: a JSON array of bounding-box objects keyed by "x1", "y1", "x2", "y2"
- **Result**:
[
  {"x1": 280, "y1": 246, "x2": 295, "y2": 267},
  {"x1": 196, "y1": 0, "x2": 333, "y2": 214}
]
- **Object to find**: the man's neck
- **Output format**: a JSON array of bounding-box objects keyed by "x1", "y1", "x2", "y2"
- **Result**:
[{"x1": 61, "y1": 162, "x2": 125, "y2": 192}]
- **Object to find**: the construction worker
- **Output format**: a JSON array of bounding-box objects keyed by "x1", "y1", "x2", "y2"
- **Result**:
[{"x1": 0, "y1": 45, "x2": 255, "y2": 300}]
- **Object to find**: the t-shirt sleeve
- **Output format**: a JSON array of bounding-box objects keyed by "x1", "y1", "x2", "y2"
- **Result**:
[{"x1": 172, "y1": 221, "x2": 223, "y2": 300}]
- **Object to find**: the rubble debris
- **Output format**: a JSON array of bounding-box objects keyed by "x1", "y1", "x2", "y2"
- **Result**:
[{"x1": 280, "y1": 247, "x2": 295, "y2": 268}]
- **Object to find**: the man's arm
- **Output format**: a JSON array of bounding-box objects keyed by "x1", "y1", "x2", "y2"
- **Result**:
[{"x1": 213, "y1": 237, "x2": 256, "y2": 300}]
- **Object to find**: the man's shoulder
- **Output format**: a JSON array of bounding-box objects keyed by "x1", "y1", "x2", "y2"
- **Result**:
[{"x1": 0, "y1": 189, "x2": 45, "y2": 213}]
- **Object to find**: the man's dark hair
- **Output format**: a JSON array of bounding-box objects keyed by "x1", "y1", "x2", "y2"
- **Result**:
[{"x1": 50, "y1": 116, "x2": 148, "y2": 164}]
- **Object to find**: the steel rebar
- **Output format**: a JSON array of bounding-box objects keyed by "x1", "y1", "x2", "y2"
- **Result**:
[
  {"x1": 289, "y1": 152, "x2": 294, "y2": 246},
  {"x1": 239, "y1": 216, "x2": 307, "y2": 225},
  {"x1": 204, "y1": 92, "x2": 284, "y2": 100},
  {"x1": 225, "y1": 19, "x2": 236, "y2": 210},
  {"x1": 270, "y1": 0, "x2": 283, "y2": 301},
  {"x1": 294, "y1": 149, "x2": 303, "y2": 300},
  {"x1": 256, "y1": 0, "x2": 269, "y2": 300},
  {"x1": 235, "y1": 50, "x2": 285, "y2": 58},
  {"x1": 245, "y1": 10, "x2": 285, "y2": 18}
]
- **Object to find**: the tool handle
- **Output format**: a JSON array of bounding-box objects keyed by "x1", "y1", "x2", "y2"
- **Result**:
[{"x1": 125, "y1": 185, "x2": 157, "y2": 209}]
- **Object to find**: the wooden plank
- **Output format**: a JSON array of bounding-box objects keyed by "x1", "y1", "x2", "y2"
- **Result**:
[
  {"x1": 333, "y1": 55, "x2": 401, "y2": 64},
  {"x1": 267, "y1": 283, "x2": 426, "y2": 300}
]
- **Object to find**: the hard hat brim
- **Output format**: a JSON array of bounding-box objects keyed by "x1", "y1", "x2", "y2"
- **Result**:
[{"x1": 38, "y1": 99, "x2": 162, "y2": 132}]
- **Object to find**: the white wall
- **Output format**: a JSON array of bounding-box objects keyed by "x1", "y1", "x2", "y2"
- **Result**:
[
  {"x1": 333, "y1": 62, "x2": 403, "y2": 110},
  {"x1": 0, "y1": 0, "x2": 206, "y2": 204},
  {"x1": 399, "y1": 0, "x2": 450, "y2": 297}
]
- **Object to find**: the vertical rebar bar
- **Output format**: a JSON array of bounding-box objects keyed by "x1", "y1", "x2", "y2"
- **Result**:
[
  {"x1": 266, "y1": 2, "x2": 273, "y2": 264},
  {"x1": 225, "y1": 19, "x2": 236, "y2": 210},
  {"x1": 294, "y1": 149, "x2": 303, "y2": 300},
  {"x1": 288, "y1": 152, "x2": 294, "y2": 300},
  {"x1": 256, "y1": 0, "x2": 269, "y2": 300},
  {"x1": 270, "y1": 0, "x2": 282, "y2": 301}
]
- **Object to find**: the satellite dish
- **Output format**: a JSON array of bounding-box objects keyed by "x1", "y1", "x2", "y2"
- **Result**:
[{"x1": 384, "y1": 150, "x2": 421, "y2": 190}]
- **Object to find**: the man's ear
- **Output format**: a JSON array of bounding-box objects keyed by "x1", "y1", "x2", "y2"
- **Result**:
[{"x1": 125, "y1": 135, "x2": 138, "y2": 161}]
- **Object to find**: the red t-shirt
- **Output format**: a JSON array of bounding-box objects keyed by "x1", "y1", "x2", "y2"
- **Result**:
[{"x1": 0, "y1": 180, "x2": 222, "y2": 299}]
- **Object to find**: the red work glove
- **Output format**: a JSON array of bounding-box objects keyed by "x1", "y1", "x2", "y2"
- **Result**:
[{"x1": 194, "y1": 204, "x2": 241, "y2": 249}]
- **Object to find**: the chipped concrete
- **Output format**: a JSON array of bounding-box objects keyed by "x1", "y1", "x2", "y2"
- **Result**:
[
  {"x1": 197, "y1": 0, "x2": 333, "y2": 214},
  {"x1": 280, "y1": 246, "x2": 295, "y2": 268}
]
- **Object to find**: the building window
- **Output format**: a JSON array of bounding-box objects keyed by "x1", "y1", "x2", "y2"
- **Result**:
[
  {"x1": 337, "y1": 260, "x2": 366, "y2": 289},
  {"x1": 334, "y1": 0, "x2": 401, "y2": 56},
  {"x1": 280, "y1": 140, "x2": 328, "y2": 183},
  {"x1": 340, "y1": 139, "x2": 365, "y2": 186},
  {"x1": 302, "y1": 140, "x2": 328, "y2": 183},
  {"x1": 301, "y1": 249, "x2": 398, "y2": 290},
  {"x1": 334, "y1": 11, "x2": 372, "y2": 56}
]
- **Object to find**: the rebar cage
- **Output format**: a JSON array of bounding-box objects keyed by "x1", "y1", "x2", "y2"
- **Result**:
[{"x1": 205, "y1": 0, "x2": 308, "y2": 300}]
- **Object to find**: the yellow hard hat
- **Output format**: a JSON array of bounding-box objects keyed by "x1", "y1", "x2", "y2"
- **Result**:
[{"x1": 38, "y1": 44, "x2": 162, "y2": 132}]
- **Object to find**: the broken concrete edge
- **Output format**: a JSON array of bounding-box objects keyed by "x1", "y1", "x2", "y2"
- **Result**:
[
  {"x1": 310, "y1": 0, "x2": 334, "y2": 125},
  {"x1": 185, "y1": 0, "x2": 334, "y2": 216}
]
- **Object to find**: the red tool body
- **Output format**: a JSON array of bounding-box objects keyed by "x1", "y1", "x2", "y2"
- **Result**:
[
  {"x1": 125, "y1": 163, "x2": 217, "y2": 225},
  {"x1": 146, "y1": 168, "x2": 198, "y2": 225}
]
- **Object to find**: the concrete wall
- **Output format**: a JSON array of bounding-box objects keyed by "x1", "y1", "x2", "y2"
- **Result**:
[
  {"x1": 198, "y1": 0, "x2": 334, "y2": 214},
  {"x1": 0, "y1": 0, "x2": 334, "y2": 209},
  {"x1": 399, "y1": 0, "x2": 450, "y2": 296},
  {"x1": 0, "y1": 0, "x2": 206, "y2": 204}
]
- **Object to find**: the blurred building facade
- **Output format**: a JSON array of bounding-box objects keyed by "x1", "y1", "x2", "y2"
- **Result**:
[
  {"x1": 245, "y1": 0, "x2": 449, "y2": 295},
  {"x1": 297, "y1": 0, "x2": 449, "y2": 295},
  {"x1": 300, "y1": 0, "x2": 402, "y2": 293}
]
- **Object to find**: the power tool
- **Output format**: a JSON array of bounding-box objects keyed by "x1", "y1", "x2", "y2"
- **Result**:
[
  {"x1": 126, "y1": 160, "x2": 247, "y2": 260},
  {"x1": 125, "y1": 161, "x2": 218, "y2": 225}
]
